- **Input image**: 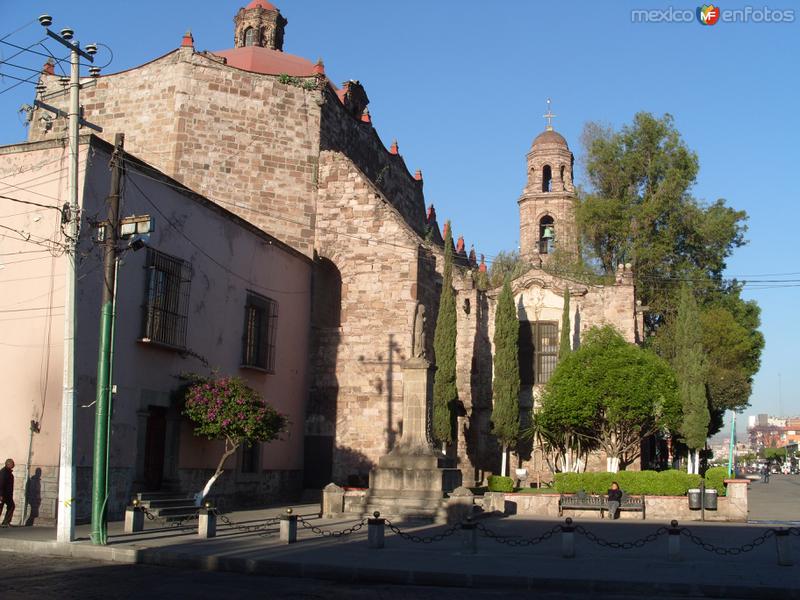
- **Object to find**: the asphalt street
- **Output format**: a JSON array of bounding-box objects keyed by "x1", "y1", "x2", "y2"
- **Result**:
[{"x1": 1, "y1": 551, "x2": 705, "y2": 600}]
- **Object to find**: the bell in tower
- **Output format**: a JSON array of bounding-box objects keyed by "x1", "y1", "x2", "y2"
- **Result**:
[
  {"x1": 518, "y1": 99, "x2": 578, "y2": 265},
  {"x1": 234, "y1": 0, "x2": 288, "y2": 51}
]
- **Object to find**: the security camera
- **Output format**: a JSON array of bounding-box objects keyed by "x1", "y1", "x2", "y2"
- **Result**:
[{"x1": 38, "y1": 14, "x2": 52, "y2": 27}]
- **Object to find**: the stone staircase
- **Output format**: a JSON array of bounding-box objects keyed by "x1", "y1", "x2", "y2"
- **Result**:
[{"x1": 134, "y1": 491, "x2": 198, "y2": 521}]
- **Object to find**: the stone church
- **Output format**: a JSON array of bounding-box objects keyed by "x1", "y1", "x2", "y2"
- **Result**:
[{"x1": 27, "y1": 0, "x2": 641, "y2": 495}]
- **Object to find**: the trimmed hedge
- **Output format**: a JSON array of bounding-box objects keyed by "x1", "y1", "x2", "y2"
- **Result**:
[
  {"x1": 488, "y1": 475, "x2": 514, "y2": 492},
  {"x1": 703, "y1": 466, "x2": 728, "y2": 496},
  {"x1": 553, "y1": 470, "x2": 704, "y2": 496}
]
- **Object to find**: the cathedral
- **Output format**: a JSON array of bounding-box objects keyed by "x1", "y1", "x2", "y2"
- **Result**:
[{"x1": 22, "y1": 0, "x2": 641, "y2": 504}]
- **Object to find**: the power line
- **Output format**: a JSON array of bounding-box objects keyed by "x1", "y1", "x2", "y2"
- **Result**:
[
  {"x1": 0, "y1": 19, "x2": 37, "y2": 43},
  {"x1": 0, "y1": 193, "x2": 65, "y2": 214},
  {"x1": 126, "y1": 174, "x2": 310, "y2": 296}
]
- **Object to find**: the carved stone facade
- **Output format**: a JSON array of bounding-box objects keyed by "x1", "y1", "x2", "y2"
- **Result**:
[
  {"x1": 234, "y1": 0, "x2": 287, "y2": 51},
  {"x1": 24, "y1": 3, "x2": 641, "y2": 495}
]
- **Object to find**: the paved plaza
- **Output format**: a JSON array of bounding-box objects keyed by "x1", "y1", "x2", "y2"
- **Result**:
[{"x1": 0, "y1": 476, "x2": 798, "y2": 599}]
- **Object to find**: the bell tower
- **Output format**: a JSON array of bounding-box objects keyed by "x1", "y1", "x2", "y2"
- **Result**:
[
  {"x1": 518, "y1": 99, "x2": 577, "y2": 265},
  {"x1": 234, "y1": 0, "x2": 288, "y2": 51}
]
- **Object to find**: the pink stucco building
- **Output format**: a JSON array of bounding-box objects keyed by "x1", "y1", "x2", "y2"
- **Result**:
[{"x1": 0, "y1": 135, "x2": 311, "y2": 523}]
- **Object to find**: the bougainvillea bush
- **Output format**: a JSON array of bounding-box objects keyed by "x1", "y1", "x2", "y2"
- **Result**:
[{"x1": 182, "y1": 375, "x2": 287, "y2": 503}]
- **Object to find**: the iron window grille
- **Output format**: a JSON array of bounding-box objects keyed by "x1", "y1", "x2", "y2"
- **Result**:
[
  {"x1": 140, "y1": 248, "x2": 192, "y2": 350},
  {"x1": 534, "y1": 321, "x2": 559, "y2": 384},
  {"x1": 519, "y1": 320, "x2": 559, "y2": 385},
  {"x1": 242, "y1": 291, "x2": 278, "y2": 372}
]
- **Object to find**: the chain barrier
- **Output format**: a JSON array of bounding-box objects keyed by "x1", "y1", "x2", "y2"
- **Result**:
[
  {"x1": 212, "y1": 509, "x2": 281, "y2": 537},
  {"x1": 298, "y1": 516, "x2": 367, "y2": 538},
  {"x1": 574, "y1": 524, "x2": 668, "y2": 550},
  {"x1": 384, "y1": 519, "x2": 461, "y2": 544},
  {"x1": 139, "y1": 505, "x2": 200, "y2": 529},
  {"x1": 476, "y1": 522, "x2": 562, "y2": 547},
  {"x1": 679, "y1": 527, "x2": 775, "y2": 556}
]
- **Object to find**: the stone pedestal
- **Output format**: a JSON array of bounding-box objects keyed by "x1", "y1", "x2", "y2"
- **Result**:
[{"x1": 365, "y1": 358, "x2": 462, "y2": 520}]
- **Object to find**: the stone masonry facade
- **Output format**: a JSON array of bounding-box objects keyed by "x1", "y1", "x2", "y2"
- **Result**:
[{"x1": 25, "y1": 2, "x2": 641, "y2": 494}]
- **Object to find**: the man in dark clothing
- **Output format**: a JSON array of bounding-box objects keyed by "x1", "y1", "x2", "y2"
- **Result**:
[
  {"x1": 0, "y1": 458, "x2": 15, "y2": 526},
  {"x1": 607, "y1": 481, "x2": 623, "y2": 520}
]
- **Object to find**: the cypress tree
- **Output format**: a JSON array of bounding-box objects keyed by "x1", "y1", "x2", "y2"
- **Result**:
[
  {"x1": 558, "y1": 287, "x2": 571, "y2": 361},
  {"x1": 674, "y1": 284, "x2": 710, "y2": 473},
  {"x1": 491, "y1": 279, "x2": 520, "y2": 476},
  {"x1": 432, "y1": 222, "x2": 457, "y2": 445}
]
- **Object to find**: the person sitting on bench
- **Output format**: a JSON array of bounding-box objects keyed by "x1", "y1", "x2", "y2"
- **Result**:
[{"x1": 607, "y1": 481, "x2": 622, "y2": 520}]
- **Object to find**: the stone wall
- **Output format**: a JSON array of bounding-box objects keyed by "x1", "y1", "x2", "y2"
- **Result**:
[
  {"x1": 312, "y1": 150, "x2": 436, "y2": 484},
  {"x1": 29, "y1": 47, "x2": 321, "y2": 257},
  {"x1": 319, "y1": 87, "x2": 427, "y2": 238},
  {"x1": 502, "y1": 481, "x2": 748, "y2": 522}
]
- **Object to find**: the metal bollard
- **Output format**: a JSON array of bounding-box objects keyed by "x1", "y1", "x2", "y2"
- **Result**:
[
  {"x1": 460, "y1": 516, "x2": 478, "y2": 555},
  {"x1": 668, "y1": 519, "x2": 681, "y2": 562},
  {"x1": 280, "y1": 508, "x2": 298, "y2": 544},
  {"x1": 775, "y1": 528, "x2": 793, "y2": 566},
  {"x1": 124, "y1": 504, "x2": 144, "y2": 534},
  {"x1": 561, "y1": 517, "x2": 575, "y2": 558},
  {"x1": 368, "y1": 511, "x2": 385, "y2": 549},
  {"x1": 198, "y1": 507, "x2": 217, "y2": 539}
]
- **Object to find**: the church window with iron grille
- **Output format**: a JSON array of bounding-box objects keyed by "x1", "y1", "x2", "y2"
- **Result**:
[
  {"x1": 242, "y1": 291, "x2": 278, "y2": 372},
  {"x1": 519, "y1": 321, "x2": 559, "y2": 385},
  {"x1": 140, "y1": 248, "x2": 192, "y2": 349}
]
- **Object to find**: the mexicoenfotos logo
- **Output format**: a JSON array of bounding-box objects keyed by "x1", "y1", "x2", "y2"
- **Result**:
[
  {"x1": 631, "y1": 5, "x2": 795, "y2": 23},
  {"x1": 697, "y1": 4, "x2": 721, "y2": 25}
]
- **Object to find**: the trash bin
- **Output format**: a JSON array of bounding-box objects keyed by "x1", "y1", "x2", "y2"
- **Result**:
[
  {"x1": 688, "y1": 488, "x2": 702, "y2": 510},
  {"x1": 704, "y1": 488, "x2": 718, "y2": 510}
]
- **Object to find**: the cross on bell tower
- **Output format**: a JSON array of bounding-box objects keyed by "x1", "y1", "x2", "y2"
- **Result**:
[{"x1": 543, "y1": 98, "x2": 556, "y2": 131}]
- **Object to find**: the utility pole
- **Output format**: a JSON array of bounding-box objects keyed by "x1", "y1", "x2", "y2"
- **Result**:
[
  {"x1": 36, "y1": 16, "x2": 98, "y2": 544},
  {"x1": 91, "y1": 133, "x2": 124, "y2": 545}
]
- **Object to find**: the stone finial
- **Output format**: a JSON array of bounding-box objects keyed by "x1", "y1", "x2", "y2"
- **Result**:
[
  {"x1": 426, "y1": 204, "x2": 436, "y2": 224},
  {"x1": 313, "y1": 58, "x2": 325, "y2": 75},
  {"x1": 42, "y1": 58, "x2": 55, "y2": 76},
  {"x1": 181, "y1": 29, "x2": 194, "y2": 48},
  {"x1": 456, "y1": 235, "x2": 466, "y2": 255},
  {"x1": 389, "y1": 139, "x2": 399, "y2": 155},
  {"x1": 479, "y1": 254, "x2": 487, "y2": 273},
  {"x1": 468, "y1": 245, "x2": 477, "y2": 267},
  {"x1": 414, "y1": 169, "x2": 422, "y2": 181}
]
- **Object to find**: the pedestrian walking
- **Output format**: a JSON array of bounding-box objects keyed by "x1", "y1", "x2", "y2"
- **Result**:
[
  {"x1": 0, "y1": 458, "x2": 15, "y2": 527},
  {"x1": 762, "y1": 463, "x2": 770, "y2": 484},
  {"x1": 607, "y1": 481, "x2": 622, "y2": 520}
]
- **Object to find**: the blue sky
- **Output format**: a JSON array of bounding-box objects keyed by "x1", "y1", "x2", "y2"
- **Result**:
[{"x1": 1, "y1": 1, "x2": 797, "y2": 424}]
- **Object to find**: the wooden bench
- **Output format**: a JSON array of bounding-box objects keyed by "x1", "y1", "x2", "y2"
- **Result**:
[{"x1": 558, "y1": 491, "x2": 646, "y2": 519}]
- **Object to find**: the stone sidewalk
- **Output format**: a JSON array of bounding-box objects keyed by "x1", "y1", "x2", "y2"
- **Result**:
[{"x1": 1, "y1": 503, "x2": 799, "y2": 599}]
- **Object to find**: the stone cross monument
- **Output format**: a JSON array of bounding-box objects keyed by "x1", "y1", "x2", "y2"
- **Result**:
[{"x1": 365, "y1": 303, "x2": 462, "y2": 519}]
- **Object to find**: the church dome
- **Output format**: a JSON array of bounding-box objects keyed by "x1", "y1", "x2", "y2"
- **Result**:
[
  {"x1": 245, "y1": 0, "x2": 277, "y2": 9},
  {"x1": 532, "y1": 129, "x2": 568, "y2": 149}
]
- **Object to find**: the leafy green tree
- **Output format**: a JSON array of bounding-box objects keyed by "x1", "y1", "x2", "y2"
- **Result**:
[
  {"x1": 491, "y1": 280, "x2": 520, "y2": 476},
  {"x1": 577, "y1": 112, "x2": 748, "y2": 333},
  {"x1": 485, "y1": 250, "x2": 531, "y2": 289},
  {"x1": 672, "y1": 284, "x2": 710, "y2": 474},
  {"x1": 558, "y1": 287, "x2": 571, "y2": 361},
  {"x1": 432, "y1": 222, "x2": 457, "y2": 446},
  {"x1": 537, "y1": 326, "x2": 681, "y2": 472},
  {"x1": 183, "y1": 375, "x2": 287, "y2": 503}
]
